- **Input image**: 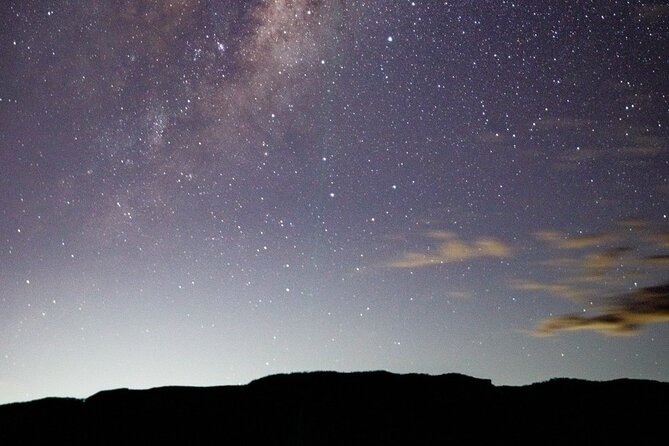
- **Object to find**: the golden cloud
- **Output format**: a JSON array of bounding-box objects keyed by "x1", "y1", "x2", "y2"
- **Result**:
[
  {"x1": 568, "y1": 274, "x2": 608, "y2": 284},
  {"x1": 540, "y1": 258, "x2": 581, "y2": 268},
  {"x1": 533, "y1": 231, "x2": 619, "y2": 250},
  {"x1": 617, "y1": 219, "x2": 648, "y2": 229},
  {"x1": 582, "y1": 247, "x2": 632, "y2": 270},
  {"x1": 387, "y1": 252, "x2": 442, "y2": 269},
  {"x1": 475, "y1": 238, "x2": 513, "y2": 257},
  {"x1": 386, "y1": 233, "x2": 512, "y2": 268},
  {"x1": 647, "y1": 232, "x2": 669, "y2": 249},
  {"x1": 511, "y1": 280, "x2": 590, "y2": 302},
  {"x1": 519, "y1": 224, "x2": 669, "y2": 337},
  {"x1": 425, "y1": 230, "x2": 457, "y2": 240},
  {"x1": 643, "y1": 255, "x2": 669, "y2": 267},
  {"x1": 532, "y1": 282, "x2": 669, "y2": 336}
]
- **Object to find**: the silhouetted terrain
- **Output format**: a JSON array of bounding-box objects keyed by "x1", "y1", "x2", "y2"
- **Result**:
[{"x1": 1, "y1": 371, "x2": 667, "y2": 444}]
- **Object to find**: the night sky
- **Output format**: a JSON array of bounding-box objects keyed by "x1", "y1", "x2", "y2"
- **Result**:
[{"x1": 1, "y1": 0, "x2": 668, "y2": 404}]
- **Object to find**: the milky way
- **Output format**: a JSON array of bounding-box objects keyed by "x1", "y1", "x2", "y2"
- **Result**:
[{"x1": 1, "y1": 1, "x2": 668, "y2": 403}]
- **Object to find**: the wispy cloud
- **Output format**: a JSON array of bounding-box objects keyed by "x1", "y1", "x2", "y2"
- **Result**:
[
  {"x1": 581, "y1": 247, "x2": 632, "y2": 270},
  {"x1": 425, "y1": 230, "x2": 457, "y2": 240},
  {"x1": 553, "y1": 133, "x2": 667, "y2": 171},
  {"x1": 511, "y1": 280, "x2": 591, "y2": 302},
  {"x1": 519, "y1": 223, "x2": 669, "y2": 336},
  {"x1": 648, "y1": 232, "x2": 669, "y2": 249},
  {"x1": 386, "y1": 232, "x2": 512, "y2": 268},
  {"x1": 533, "y1": 282, "x2": 669, "y2": 336},
  {"x1": 533, "y1": 231, "x2": 619, "y2": 250},
  {"x1": 540, "y1": 258, "x2": 581, "y2": 267},
  {"x1": 643, "y1": 255, "x2": 669, "y2": 267}
]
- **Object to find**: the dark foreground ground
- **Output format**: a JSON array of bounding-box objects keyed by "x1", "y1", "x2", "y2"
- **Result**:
[{"x1": 1, "y1": 371, "x2": 667, "y2": 444}]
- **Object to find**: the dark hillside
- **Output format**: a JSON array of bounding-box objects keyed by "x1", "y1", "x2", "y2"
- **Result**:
[{"x1": 1, "y1": 371, "x2": 666, "y2": 444}]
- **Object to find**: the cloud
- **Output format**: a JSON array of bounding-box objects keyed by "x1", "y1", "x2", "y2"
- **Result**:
[
  {"x1": 533, "y1": 282, "x2": 669, "y2": 336},
  {"x1": 554, "y1": 147, "x2": 600, "y2": 165},
  {"x1": 425, "y1": 230, "x2": 457, "y2": 240},
  {"x1": 387, "y1": 252, "x2": 443, "y2": 269},
  {"x1": 517, "y1": 223, "x2": 669, "y2": 337},
  {"x1": 443, "y1": 291, "x2": 473, "y2": 300},
  {"x1": 533, "y1": 314, "x2": 640, "y2": 336},
  {"x1": 511, "y1": 280, "x2": 590, "y2": 302},
  {"x1": 581, "y1": 247, "x2": 632, "y2": 270},
  {"x1": 512, "y1": 248, "x2": 639, "y2": 300},
  {"x1": 553, "y1": 134, "x2": 667, "y2": 170},
  {"x1": 643, "y1": 255, "x2": 669, "y2": 267},
  {"x1": 619, "y1": 136, "x2": 666, "y2": 158},
  {"x1": 386, "y1": 233, "x2": 512, "y2": 268},
  {"x1": 540, "y1": 258, "x2": 581, "y2": 268},
  {"x1": 617, "y1": 219, "x2": 648, "y2": 229},
  {"x1": 568, "y1": 273, "x2": 608, "y2": 283},
  {"x1": 648, "y1": 232, "x2": 669, "y2": 249},
  {"x1": 533, "y1": 231, "x2": 619, "y2": 250},
  {"x1": 475, "y1": 238, "x2": 513, "y2": 257}
]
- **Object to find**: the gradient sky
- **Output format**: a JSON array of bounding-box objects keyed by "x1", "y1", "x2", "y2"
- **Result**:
[{"x1": 1, "y1": 0, "x2": 668, "y2": 404}]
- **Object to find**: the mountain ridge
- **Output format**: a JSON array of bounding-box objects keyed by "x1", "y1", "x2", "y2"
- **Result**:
[{"x1": 1, "y1": 370, "x2": 667, "y2": 444}]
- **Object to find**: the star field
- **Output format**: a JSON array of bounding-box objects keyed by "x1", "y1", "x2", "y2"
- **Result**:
[{"x1": 1, "y1": 1, "x2": 668, "y2": 403}]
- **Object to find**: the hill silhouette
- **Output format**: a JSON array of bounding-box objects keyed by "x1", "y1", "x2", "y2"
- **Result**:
[{"x1": 1, "y1": 371, "x2": 667, "y2": 444}]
